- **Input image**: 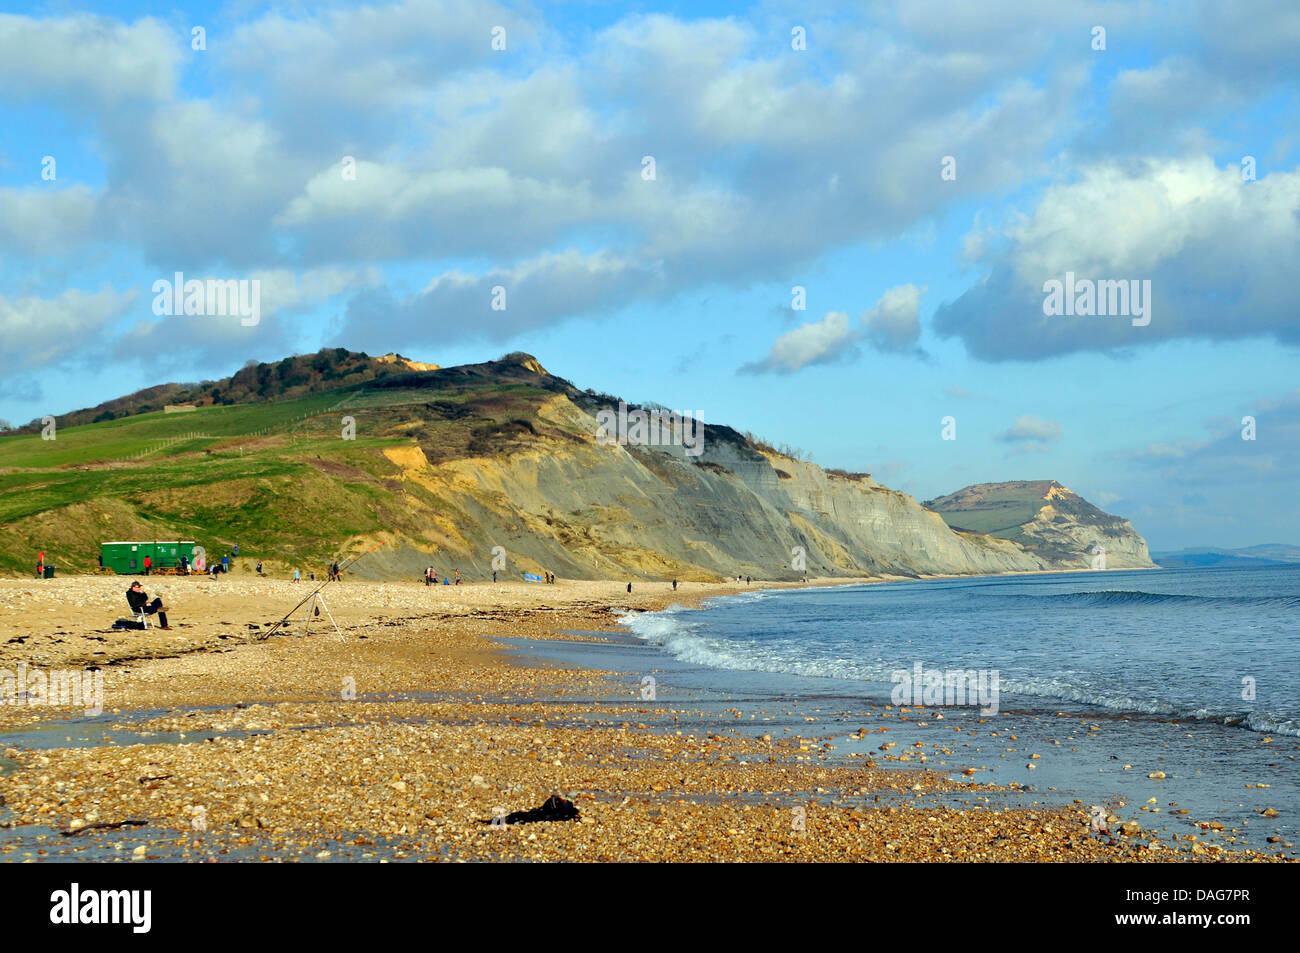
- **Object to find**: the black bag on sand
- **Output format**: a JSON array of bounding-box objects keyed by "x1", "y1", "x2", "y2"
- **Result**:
[
  {"x1": 506, "y1": 795, "x2": 580, "y2": 824},
  {"x1": 111, "y1": 618, "x2": 146, "y2": 630}
]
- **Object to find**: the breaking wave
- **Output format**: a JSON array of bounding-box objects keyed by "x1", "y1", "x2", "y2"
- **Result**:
[
  {"x1": 983, "y1": 589, "x2": 1300, "y2": 609},
  {"x1": 616, "y1": 603, "x2": 1300, "y2": 737}
]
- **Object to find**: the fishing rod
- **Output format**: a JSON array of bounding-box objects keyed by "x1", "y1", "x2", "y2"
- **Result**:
[{"x1": 257, "y1": 542, "x2": 384, "y2": 641}]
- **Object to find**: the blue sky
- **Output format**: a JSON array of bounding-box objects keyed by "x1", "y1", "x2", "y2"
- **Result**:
[{"x1": 1, "y1": 0, "x2": 1298, "y2": 550}]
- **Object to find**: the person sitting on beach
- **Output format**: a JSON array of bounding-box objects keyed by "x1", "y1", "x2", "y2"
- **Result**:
[{"x1": 126, "y1": 581, "x2": 171, "y2": 629}]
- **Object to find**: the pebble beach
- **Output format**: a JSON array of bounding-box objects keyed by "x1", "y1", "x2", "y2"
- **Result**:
[{"x1": 0, "y1": 574, "x2": 1289, "y2": 862}]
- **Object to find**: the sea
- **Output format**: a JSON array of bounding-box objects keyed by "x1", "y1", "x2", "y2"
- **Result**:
[{"x1": 523, "y1": 563, "x2": 1299, "y2": 854}]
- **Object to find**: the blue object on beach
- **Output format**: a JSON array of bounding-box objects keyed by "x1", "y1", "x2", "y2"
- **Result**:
[{"x1": 523, "y1": 573, "x2": 543, "y2": 582}]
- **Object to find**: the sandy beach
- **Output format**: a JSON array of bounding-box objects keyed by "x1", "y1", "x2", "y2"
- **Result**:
[{"x1": 0, "y1": 573, "x2": 1287, "y2": 862}]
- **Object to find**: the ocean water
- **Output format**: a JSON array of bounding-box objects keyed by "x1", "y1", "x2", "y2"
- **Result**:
[
  {"x1": 596, "y1": 564, "x2": 1299, "y2": 852},
  {"x1": 621, "y1": 565, "x2": 1300, "y2": 737}
]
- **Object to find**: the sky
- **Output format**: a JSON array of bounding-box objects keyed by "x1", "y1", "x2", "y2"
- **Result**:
[{"x1": 0, "y1": 0, "x2": 1297, "y2": 551}]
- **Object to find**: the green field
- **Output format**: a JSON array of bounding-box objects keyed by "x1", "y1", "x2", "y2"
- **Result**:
[{"x1": 932, "y1": 502, "x2": 1041, "y2": 537}]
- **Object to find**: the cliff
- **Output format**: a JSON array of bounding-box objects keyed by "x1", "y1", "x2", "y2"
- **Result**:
[
  {"x1": 924, "y1": 480, "x2": 1155, "y2": 570},
  {"x1": 0, "y1": 353, "x2": 1154, "y2": 579}
]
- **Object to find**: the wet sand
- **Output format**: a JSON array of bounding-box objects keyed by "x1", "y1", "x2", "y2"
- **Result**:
[{"x1": 0, "y1": 575, "x2": 1287, "y2": 862}]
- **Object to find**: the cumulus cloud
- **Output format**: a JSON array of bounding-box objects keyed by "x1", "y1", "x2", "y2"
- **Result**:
[
  {"x1": 0, "y1": 186, "x2": 98, "y2": 258},
  {"x1": 3, "y1": 2, "x2": 1299, "y2": 382},
  {"x1": 0, "y1": 13, "x2": 178, "y2": 107},
  {"x1": 0, "y1": 288, "x2": 135, "y2": 374},
  {"x1": 333, "y1": 251, "x2": 661, "y2": 351},
  {"x1": 933, "y1": 157, "x2": 1300, "y2": 360},
  {"x1": 861, "y1": 284, "x2": 925, "y2": 353},
  {"x1": 742, "y1": 284, "x2": 927, "y2": 373},
  {"x1": 996, "y1": 414, "x2": 1062, "y2": 443},
  {"x1": 739, "y1": 311, "x2": 857, "y2": 374},
  {"x1": 112, "y1": 268, "x2": 377, "y2": 371}
]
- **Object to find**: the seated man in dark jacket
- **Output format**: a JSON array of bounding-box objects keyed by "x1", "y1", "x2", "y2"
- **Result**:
[{"x1": 126, "y1": 581, "x2": 170, "y2": 629}]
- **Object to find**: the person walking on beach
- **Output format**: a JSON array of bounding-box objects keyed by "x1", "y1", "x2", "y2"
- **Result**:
[
  {"x1": 454, "y1": 569, "x2": 461, "y2": 585},
  {"x1": 233, "y1": 543, "x2": 240, "y2": 558},
  {"x1": 126, "y1": 581, "x2": 171, "y2": 629},
  {"x1": 143, "y1": 555, "x2": 151, "y2": 575},
  {"x1": 221, "y1": 554, "x2": 230, "y2": 574},
  {"x1": 672, "y1": 579, "x2": 678, "y2": 591},
  {"x1": 492, "y1": 570, "x2": 497, "y2": 583},
  {"x1": 329, "y1": 561, "x2": 340, "y2": 582},
  {"x1": 293, "y1": 569, "x2": 301, "y2": 583},
  {"x1": 627, "y1": 582, "x2": 632, "y2": 593}
]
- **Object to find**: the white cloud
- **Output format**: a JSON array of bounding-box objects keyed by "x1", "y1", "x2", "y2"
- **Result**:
[
  {"x1": 996, "y1": 414, "x2": 1062, "y2": 442},
  {"x1": 861, "y1": 284, "x2": 925, "y2": 352},
  {"x1": 0, "y1": 13, "x2": 178, "y2": 106},
  {"x1": 0, "y1": 186, "x2": 98, "y2": 257},
  {"x1": 0, "y1": 289, "x2": 134, "y2": 374},
  {"x1": 739, "y1": 311, "x2": 857, "y2": 374},
  {"x1": 935, "y1": 157, "x2": 1300, "y2": 359},
  {"x1": 335, "y1": 251, "x2": 660, "y2": 350}
]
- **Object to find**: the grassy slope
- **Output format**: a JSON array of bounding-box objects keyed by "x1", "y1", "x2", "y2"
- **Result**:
[
  {"x1": 0, "y1": 364, "x2": 576, "y2": 576},
  {"x1": 923, "y1": 482, "x2": 1051, "y2": 538}
]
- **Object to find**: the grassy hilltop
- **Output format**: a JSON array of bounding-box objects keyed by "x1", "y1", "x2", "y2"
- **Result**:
[
  {"x1": 0, "y1": 350, "x2": 555, "y2": 577},
  {"x1": 924, "y1": 480, "x2": 1154, "y2": 567}
]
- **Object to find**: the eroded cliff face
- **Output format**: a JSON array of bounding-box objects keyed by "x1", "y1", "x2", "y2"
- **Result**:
[
  {"x1": 1018, "y1": 486, "x2": 1154, "y2": 569},
  {"x1": 378, "y1": 395, "x2": 1057, "y2": 580},
  {"x1": 925, "y1": 480, "x2": 1155, "y2": 570}
]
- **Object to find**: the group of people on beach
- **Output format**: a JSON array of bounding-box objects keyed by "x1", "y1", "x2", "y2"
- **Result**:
[{"x1": 424, "y1": 567, "x2": 461, "y2": 586}]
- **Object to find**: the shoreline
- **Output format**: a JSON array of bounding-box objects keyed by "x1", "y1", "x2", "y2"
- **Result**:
[{"x1": 0, "y1": 574, "x2": 1284, "y2": 862}]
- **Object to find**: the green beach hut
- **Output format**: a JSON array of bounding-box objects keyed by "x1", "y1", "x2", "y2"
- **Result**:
[{"x1": 100, "y1": 540, "x2": 198, "y2": 573}]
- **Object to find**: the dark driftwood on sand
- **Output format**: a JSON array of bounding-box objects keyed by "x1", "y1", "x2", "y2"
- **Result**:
[{"x1": 61, "y1": 818, "x2": 149, "y2": 836}]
